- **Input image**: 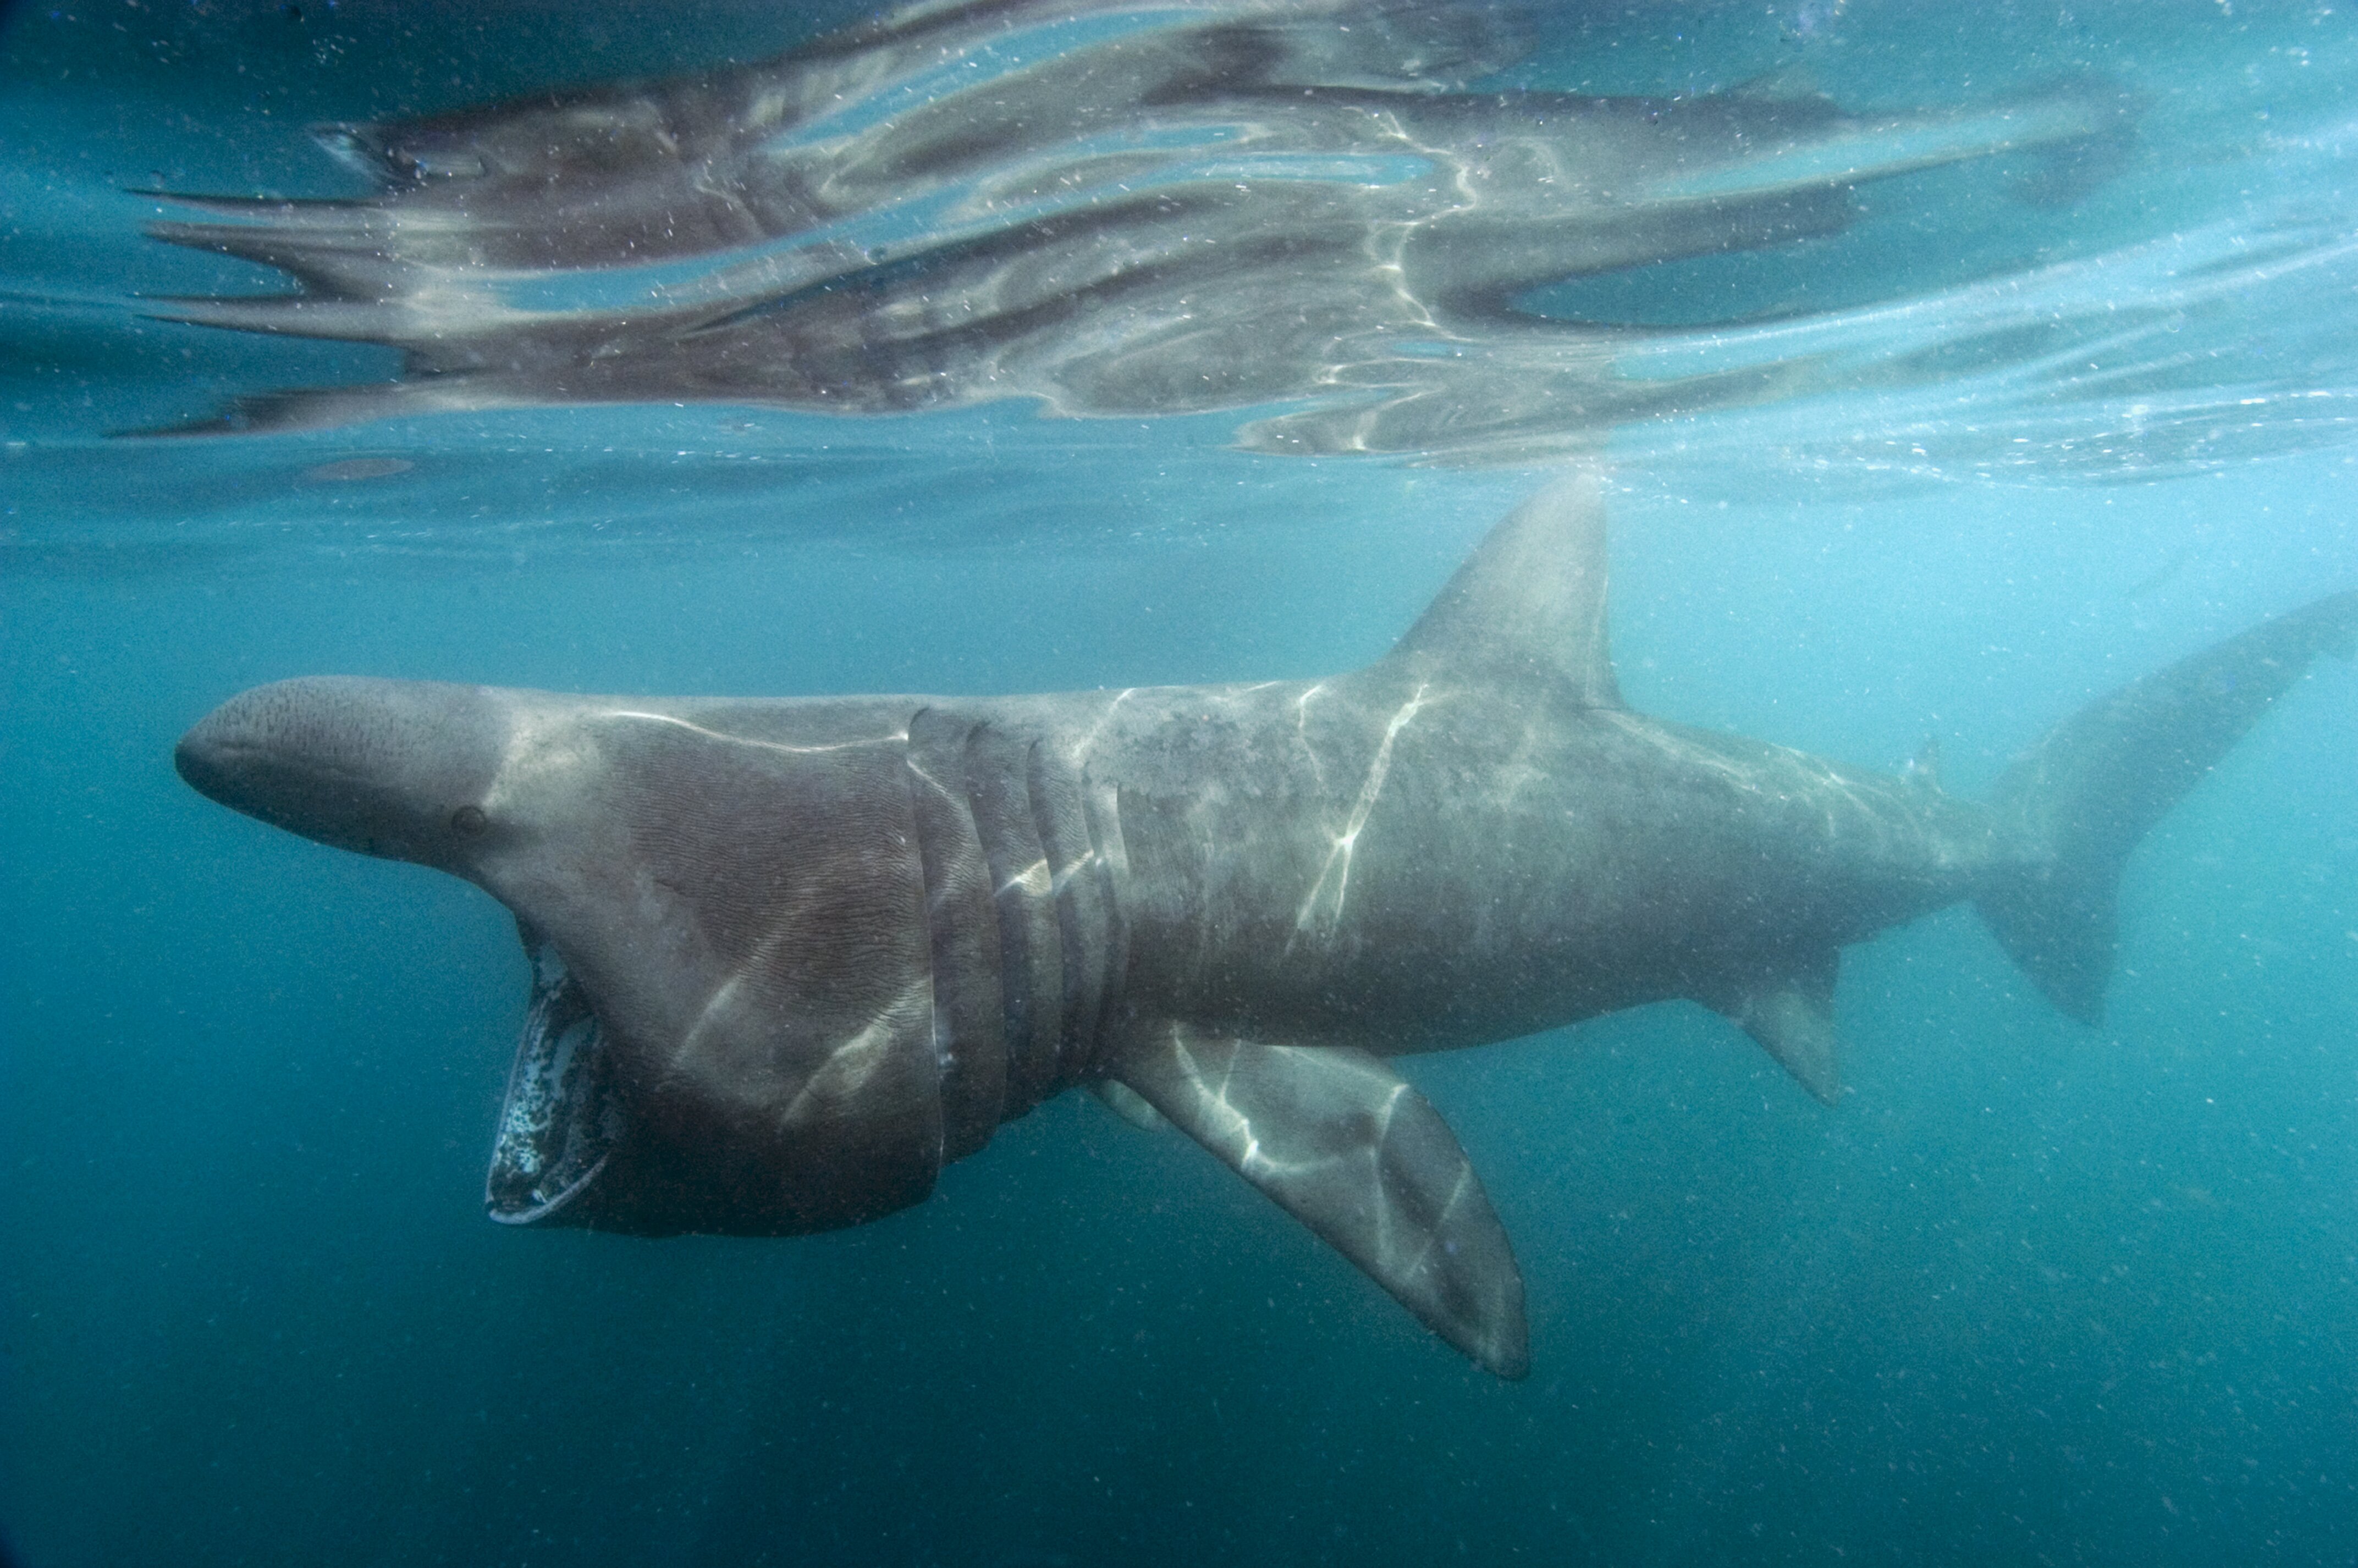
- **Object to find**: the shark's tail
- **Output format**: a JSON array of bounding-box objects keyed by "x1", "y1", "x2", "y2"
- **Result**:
[{"x1": 1977, "y1": 588, "x2": 2358, "y2": 1023}]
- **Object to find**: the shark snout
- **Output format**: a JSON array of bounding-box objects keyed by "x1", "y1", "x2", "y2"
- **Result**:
[
  {"x1": 172, "y1": 704, "x2": 254, "y2": 808},
  {"x1": 177, "y1": 676, "x2": 509, "y2": 864},
  {"x1": 174, "y1": 683, "x2": 341, "y2": 820}
]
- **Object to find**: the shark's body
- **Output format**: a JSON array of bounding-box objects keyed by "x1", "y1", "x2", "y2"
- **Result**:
[{"x1": 175, "y1": 479, "x2": 2356, "y2": 1377}]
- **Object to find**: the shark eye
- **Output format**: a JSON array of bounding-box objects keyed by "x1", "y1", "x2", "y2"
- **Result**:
[{"x1": 449, "y1": 805, "x2": 489, "y2": 838}]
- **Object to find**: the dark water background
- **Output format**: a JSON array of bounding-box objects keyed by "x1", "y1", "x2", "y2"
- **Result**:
[{"x1": 4, "y1": 3, "x2": 2357, "y2": 1564}]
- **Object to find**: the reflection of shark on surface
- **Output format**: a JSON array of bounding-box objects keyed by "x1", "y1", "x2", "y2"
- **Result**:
[
  {"x1": 174, "y1": 476, "x2": 2355, "y2": 1376},
  {"x1": 145, "y1": 0, "x2": 2130, "y2": 457}
]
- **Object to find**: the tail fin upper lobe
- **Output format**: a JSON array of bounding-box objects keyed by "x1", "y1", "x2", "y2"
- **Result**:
[{"x1": 1978, "y1": 588, "x2": 2358, "y2": 1023}]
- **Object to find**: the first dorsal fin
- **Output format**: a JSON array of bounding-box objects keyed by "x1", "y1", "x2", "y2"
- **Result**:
[{"x1": 1383, "y1": 472, "x2": 1622, "y2": 708}]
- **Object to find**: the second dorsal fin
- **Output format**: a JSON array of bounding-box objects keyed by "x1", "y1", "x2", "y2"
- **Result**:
[
  {"x1": 1905, "y1": 735, "x2": 1944, "y2": 793},
  {"x1": 1382, "y1": 472, "x2": 1622, "y2": 708}
]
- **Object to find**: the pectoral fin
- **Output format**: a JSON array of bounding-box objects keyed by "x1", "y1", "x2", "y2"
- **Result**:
[
  {"x1": 1090, "y1": 1078, "x2": 1167, "y2": 1132},
  {"x1": 1109, "y1": 1023, "x2": 1528, "y2": 1379}
]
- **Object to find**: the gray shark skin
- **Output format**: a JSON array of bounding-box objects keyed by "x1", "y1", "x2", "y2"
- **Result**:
[
  {"x1": 144, "y1": 0, "x2": 2130, "y2": 457},
  {"x1": 174, "y1": 478, "x2": 2356, "y2": 1378}
]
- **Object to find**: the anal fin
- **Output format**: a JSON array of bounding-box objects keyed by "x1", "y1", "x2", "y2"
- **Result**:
[
  {"x1": 1711, "y1": 949, "x2": 1843, "y2": 1106},
  {"x1": 1109, "y1": 1023, "x2": 1528, "y2": 1379}
]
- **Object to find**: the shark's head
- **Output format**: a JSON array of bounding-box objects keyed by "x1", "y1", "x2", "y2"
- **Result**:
[
  {"x1": 178, "y1": 676, "x2": 947, "y2": 1238},
  {"x1": 175, "y1": 676, "x2": 513, "y2": 870}
]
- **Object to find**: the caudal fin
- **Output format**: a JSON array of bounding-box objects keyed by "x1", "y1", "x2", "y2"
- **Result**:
[{"x1": 1978, "y1": 588, "x2": 2358, "y2": 1023}]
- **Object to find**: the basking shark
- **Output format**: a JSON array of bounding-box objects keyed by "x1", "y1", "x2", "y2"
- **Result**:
[
  {"x1": 175, "y1": 478, "x2": 2355, "y2": 1376},
  {"x1": 145, "y1": 0, "x2": 2129, "y2": 456}
]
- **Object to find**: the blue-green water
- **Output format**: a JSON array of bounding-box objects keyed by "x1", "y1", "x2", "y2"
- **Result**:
[{"x1": 3, "y1": 3, "x2": 2356, "y2": 1565}]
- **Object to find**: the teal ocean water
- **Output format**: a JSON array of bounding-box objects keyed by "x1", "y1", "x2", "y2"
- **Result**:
[{"x1": 3, "y1": 3, "x2": 2355, "y2": 1564}]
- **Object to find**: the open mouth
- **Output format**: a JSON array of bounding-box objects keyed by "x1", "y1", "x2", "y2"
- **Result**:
[{"x1": 486, "y1": 932, "x2": 625, "y2": 1225}]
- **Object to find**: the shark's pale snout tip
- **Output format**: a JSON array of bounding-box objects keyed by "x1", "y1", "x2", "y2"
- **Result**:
[
  {"x1": 174, "y1": 687, "x2": 291, "y2": 814},
  {"x1": 173, "y1": 708, "x2": 239, "y2": 804}
]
